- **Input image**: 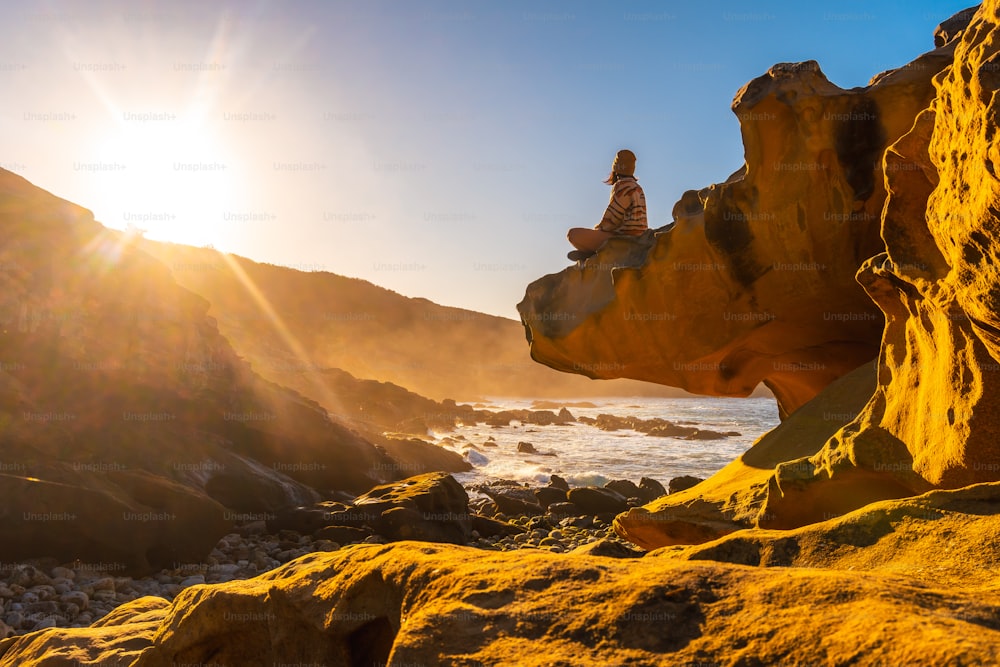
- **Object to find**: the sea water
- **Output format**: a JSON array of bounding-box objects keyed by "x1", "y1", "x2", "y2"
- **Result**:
[{"x1": 434, "y1": 397, "x2": 781, "y2": 490}]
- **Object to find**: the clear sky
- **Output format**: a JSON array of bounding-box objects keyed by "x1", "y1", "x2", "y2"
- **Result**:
[{"x1": 0, "y1": 0, "x2": 975, "y2": 318}]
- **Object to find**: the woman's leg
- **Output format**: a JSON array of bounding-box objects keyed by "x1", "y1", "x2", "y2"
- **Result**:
[{"x1": 567, "y1": 228, "x2": 613, "y2": 253}]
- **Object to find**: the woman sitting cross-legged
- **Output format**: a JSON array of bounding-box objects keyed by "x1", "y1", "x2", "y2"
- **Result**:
[{"x1": 567, "y1": 149, "x2": 648, "y2": 262}]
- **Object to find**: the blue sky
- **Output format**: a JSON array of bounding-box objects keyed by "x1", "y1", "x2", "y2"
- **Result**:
[{"x1": 0, "y1": 0, "x2": 975, "y2": 317}]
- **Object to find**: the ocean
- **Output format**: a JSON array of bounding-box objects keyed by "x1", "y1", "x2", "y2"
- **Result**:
[{"x1": 434, "y1": 397, "x2": 781, "y2": 490}]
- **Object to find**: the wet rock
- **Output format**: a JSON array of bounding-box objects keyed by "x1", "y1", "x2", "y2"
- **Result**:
[
  {"x1": 548, "y1": 475, "x2": 570, "y2": 491},
  {"x1": 516, "y1": 441, "x2": 538, "y2": 454},
  {"x1": 547, "y1": 502, "x2": 584, "y2": 520},
  {"x1": 638, "y1": 477, "x2": 667, "y2": 503},
  {"x1": 604, "y1": 480, "x2": 643, "y2": 500},
  {"x1": 567, "y1": 487, "x2": 629, "y2": 515},
  {"x1": 668, "y1": 476, "x2": 705, "y2": 494},
  {"x1": 534, "y1": 487, "x2": 567, "y2": 509}
]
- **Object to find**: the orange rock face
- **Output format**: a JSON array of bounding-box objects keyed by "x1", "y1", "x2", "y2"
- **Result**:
[
  {"x1": 614, "y1": 5, "x2": 1000, "y2": 548},
  {"x1": 763, "y1": 0, "x2": 1000, "y2": 520},
  {"x1": 518, "y1": 45, "x2": 957, "y2": 419}
]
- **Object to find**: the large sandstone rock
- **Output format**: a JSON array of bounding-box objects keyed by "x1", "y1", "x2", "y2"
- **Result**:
[
  {"x1": 517, "y1": 34, "x2": 961, "y2": 419},
  {"x1": 1, "y1": 518, "x2": 999, "y2": 666},
  {"x1": 614, "y1": 5, "x2": 1000, "y2": 547},
  {"x1": 755, "y1": 1, "x2": 1000, "y2": 527},
  {"x1": 615, "y1": 361, "x2": 875, "y2": 549}
]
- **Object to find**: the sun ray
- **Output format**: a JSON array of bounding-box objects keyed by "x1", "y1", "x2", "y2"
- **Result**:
[{"x1": 215, "y1": 251, "x2": 349, "y2": 422}]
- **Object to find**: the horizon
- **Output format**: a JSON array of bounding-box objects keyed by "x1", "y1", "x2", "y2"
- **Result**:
[{"x1": 1, "y1": 0, "x2": 974, "y2": 318}]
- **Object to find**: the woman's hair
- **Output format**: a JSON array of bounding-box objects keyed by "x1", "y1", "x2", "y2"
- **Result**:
[{"x1": 604, "y1": 172, "x2": 637, "y2": 185}]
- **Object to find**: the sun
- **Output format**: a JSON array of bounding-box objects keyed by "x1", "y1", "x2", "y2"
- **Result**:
[{"x1": 89, "y1": 117, "x2": 237, "y2": 247}]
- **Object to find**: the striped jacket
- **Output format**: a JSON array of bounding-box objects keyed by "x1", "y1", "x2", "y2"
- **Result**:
[{"x1": 597, "y1": 176, "x2": 647, "y2": 236}]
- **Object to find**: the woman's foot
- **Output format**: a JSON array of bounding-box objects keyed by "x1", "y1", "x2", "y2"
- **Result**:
[{"x1": 567, "y1": 249, "x2": 596, "y2": 262}]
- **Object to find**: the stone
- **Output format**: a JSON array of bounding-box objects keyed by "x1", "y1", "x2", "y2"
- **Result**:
[
  {"x1": 377, "y1": 507, "x2": 469, "y2": 545},
  {"x1": 604, "y1": 479, "x2": 642, "y2": 500},
  {"x1": 569, "y1": 539, "x2": 645, "y2": 558},
  {"x1": 567, "y1": 487, "x2": 629, "y2": 515},
  {"x1": 480, "y1": 489, "x2": 545, "y2": 518},
  {"x1": 548, "y1": 474, "x2": 570, "y2": 491},
  {"x1": 468, "y1": 515, "x2": 524, "y2": 539},
  {"x1": 534, "y1": 486, "x2": 567, "y2": 509},
  {"x1": 353, "y1": 472, "x2": 469, "y2": 519},
  {"x1": 637, "y1": 477, "x2": 666, "y2": 503},
  {"x1": 668, "y1": 476, "x2": 704, "y2": 494},
  {"x1": 516, "y1": 441, "x2": 538, "y2": 454},
  {"x1": 547, "y1": 502, "x2": 583, "y2": 520}
]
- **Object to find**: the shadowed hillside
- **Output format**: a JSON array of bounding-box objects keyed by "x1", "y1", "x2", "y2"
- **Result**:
[{"x1": 136, "y1": 240, "x2": 703, "y2": 402}]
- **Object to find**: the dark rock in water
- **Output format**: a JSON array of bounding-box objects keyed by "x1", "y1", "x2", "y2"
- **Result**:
[
  {"x1": 312, "y1": 525, "x2": 372, "y2": 545},
  {"x1": 567, "y1": 487, "x2": 629, "y2": 515},
  {"x1": 604, "y1": 479, "x2": 643, "y2": 500},
  {"x1": 549, "y1": 474, "x2": 570, "y2": 491},
  {"x1": 684, "y1": 429, "x2": 730, "y2": 441},
  {"x1": 557, "y1": 407, "x2": 575, "y2": 422},
  {"x1": 638, "y1": 477, "x2": 667, "y2": 502},
  {"x1": 547, "y1": 502, "x2": 583, "y2": 520},
  {"x1": 517, "y1": 441, "x2": 538, "y2": 454},
  {"x1": 570, "y1": 538, "x2": 645, "y2": 558},
  {"x1": 534, "y1": 486, "x2": 568, "y2": 509},
  {"x1": 378, "y1": 506, "x2": 469, "y2": 545},
  {"x1": 482, "y1": 440, "x2": 498, "y2": 448},
  {"x1": 470, "y1": 514, "x2": 525, "y2": 538},
  {"x1": 668, "y1": 475, "x2": 705, "y2": 494}
]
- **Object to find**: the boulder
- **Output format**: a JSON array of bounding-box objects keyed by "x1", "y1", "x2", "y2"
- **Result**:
[
  {"x1": 353, "y1": 472, "x2": 469, "y2": 521},
  {"x1": 546, "y1": 502, "x2": 583, "y2": 520},
  {"x1": 534, "y1": 486, "x2": 567, "y2": 509},
  {"x1": 516, "y1": 441, "x2": 538, "y2": 454},
  {"x1": 668, "y1": 476, "x2": 704, "y2": 494},
  {"x1": 637, "y1": 477, "x2": 667, "y2": 502},
  {"x1": 311, "y1": 525, "x2": 372, "y2": 545},
  {"x1": 548, "y1": 474, "x2": 570, "y2": 491},
  {"x1": 604, "y1": 479, "x2": 643, "y2": 500},
  {"x1": 567, "y1": 487, "x2": 629, "y2": 515}
]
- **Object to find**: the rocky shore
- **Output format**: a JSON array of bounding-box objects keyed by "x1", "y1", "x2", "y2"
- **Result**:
[{"x1": 0, "y1": 472, "x2": 667, "y2": 639}]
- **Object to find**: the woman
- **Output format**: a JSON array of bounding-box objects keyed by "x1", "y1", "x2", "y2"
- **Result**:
[{"x1": 567, "y1": 149, "x2": 648, "y2": 261}]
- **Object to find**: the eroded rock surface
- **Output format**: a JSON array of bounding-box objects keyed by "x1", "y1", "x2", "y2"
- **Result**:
[
  {"x1": 518, "y1": 33, "x2": 961, "y2": 419},
  {"x1": 1, "y1": 525, "x2": 997, "y2": 666}
]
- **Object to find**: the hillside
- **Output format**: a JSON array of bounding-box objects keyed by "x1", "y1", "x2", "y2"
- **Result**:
[{"x1": 136, "y1": 239, "x2": 700, "y2": 402}]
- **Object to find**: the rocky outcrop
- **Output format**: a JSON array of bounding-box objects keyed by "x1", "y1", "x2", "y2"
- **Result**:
[
  {"x1": 754, "y1": 0, "x2": 1000, "y2": 527},
  {"x1": 2, "y1": 511, "x2": 999, "y2": 666},
  {"x1": 518, "y1": 29, "x2": 962, "y2": 419},
  {"x1": 615, "y1": 361, "x2": 875, "y2": 548},
  {"x1": 614, "y1": 5, "x2": 1000, "y2": 548}
]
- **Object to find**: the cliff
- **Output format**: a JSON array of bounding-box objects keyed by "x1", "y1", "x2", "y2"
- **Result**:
[
  {"x1": 517, "y1": 30, "x2": 960, "y2": 419},
  {"x1": 613, "y1": 5, "x2": 1000, "y2": 547}
]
